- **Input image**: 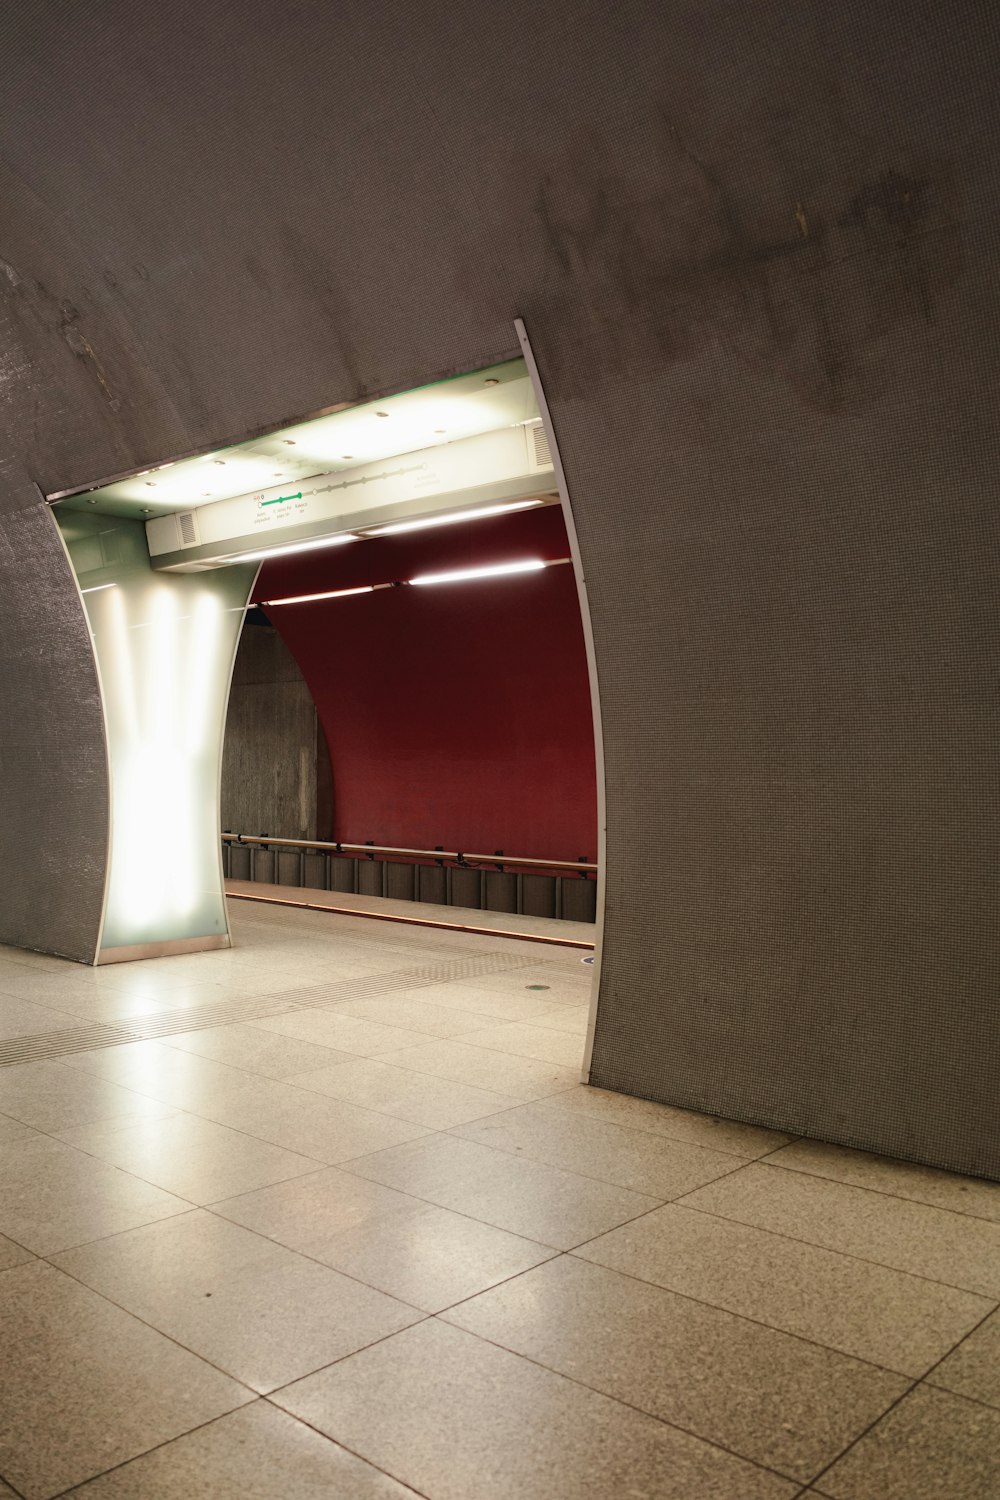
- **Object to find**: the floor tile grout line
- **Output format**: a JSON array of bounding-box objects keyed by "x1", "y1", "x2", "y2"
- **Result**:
[
  {"x1": 0, "y1": 950, "x2": 545, "y2": 1068},
  {"x1": 526, "y1": 1093, "x2": 800, "y2": 1158},
  {"x1": 37, "y1": 1240, "x2": 437, "y2": 1414},
  {"x1": 421, "y1": 1312, "x2": 813, "y2": 1489},
  {"x1": 208, "y1": 1200, "x2": 562, "y2": 1316},
  {"x1": 10, "y1": 1065, "x2": 998, "y2": 1347},
  {"x1": 68, "y1": 1033, "x2": 544, "y2": 1131},
  {"x1": 561, "y1": 1238, "x2": 947, "y2": 1381},
  {"x1": 7, "y1": 1092, "x2": 337, "y2": 1212},
  {"x1": 666, "y1": 1197, "x2": 1000, "y2": 1301},
  {"x1": 14, "y1": 1072, "x2": 995, "y2": 1356},
  {"x1": 796, "y1": 1298, "x2": 1000, "y2": 1493},
  {"x1": 261, "y1": 1390, "x2": 438, "y2": 1500},
  {"x1": 737, "y1": 1152, "x2": 1000, "y2": 1230},
  {"x1": 22, "y1": 1253, "x2": 267, "y2": 1400},
  {"x1": 39, "y1": 1395, "x2": 435, "y2": 1500},
  {"x1": 438, "y1": 1122, "x2": 753, "y2": 1202},
  {"x1": 204, "y1": 1148, "x2": 577, "y2": 1255}
]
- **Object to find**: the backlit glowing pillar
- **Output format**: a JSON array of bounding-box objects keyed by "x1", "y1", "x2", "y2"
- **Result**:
[{"x1": 58, "y1": 511, "x2": 256, "y2": 962}]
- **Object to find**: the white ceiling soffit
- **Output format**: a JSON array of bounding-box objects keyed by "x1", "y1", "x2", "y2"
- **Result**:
[
  {"x1": 147, "y1": 422, "x2": 556, "y2": 571},
  {"x1": 62, "y1": 359, "x2": 537, "y2": 519}
]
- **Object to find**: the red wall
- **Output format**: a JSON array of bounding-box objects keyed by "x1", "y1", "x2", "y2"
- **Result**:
[{"x1": 254, "y1": 507, "x2": 597, "y2": 861}]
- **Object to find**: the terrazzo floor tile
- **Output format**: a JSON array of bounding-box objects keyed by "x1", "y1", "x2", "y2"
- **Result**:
[
  {"x1": 454, "y1": 1097, "x2": 745, "y2": 1198},
  {"x1": 59, "y1": 1402, "x2": 422, "y2": 1497},
  {"x1": 0, "y1": 1230, "x2": 34, "y2": 1272},
  {"x1": 522, "y1": 1006, "x2": 591, "y2": 1035},
  {"x1": 0, "y1": 1059, "x2": 176, "y2": 1133},
  {"x1": 321, "y1": 994, "x2": 505, "y2": 1038},
  {"x1": 57, "y1": 1042, "x2": 266, "y2": 1110},
  {"x1": 452, "y1": 1020, "x2": 584, "y2": 1067},
  {"x1": 542, "y1": 1083, "x2": 794, "y2": 1157},
  {"x1": 815, "y1": 1384, "x2": 1000, "y2": 1499},
  {"x1": 161, "y1": 1023, "x2": 354, "y2": 1079},
  {"x1": 53, "y1": 1112, "x2": 324, "y2": 1204},
  {"x1": 0, "y1": 1132, "x2": 191, "y2": 1256},
  {"x1": 52, "y1": 1210, "x2": 421, "y2": 1393},
  {"x1": 927, "y1": 1307, "x2": 1000, "y2": 1408},
  {"x1": 285, "y1": 1198, "x2": 556, "y2": 1312},
  {"x1": 212, "y1": 1164, "x2": 430, "y2": 1247},
  {"x1": 681, "y1": 1163, "x2": 1000, "y2": 1296},
  {"x1": 0, "y1": 994, "x2": 81, "y2": 1037},
  {"x1": 342, "y1": 1133, "x2": 661, "y2": 1248},
  {"x1": 576, "y1": 1204, "x2": 991, "y2": 1375},
  {"x1": 764, "y1": 1137, "x2": 1000, "y2": 1223},
  {"x1": 376, "y1": 1038, "x2": 579, "y2": 1099},
  {"x1": 274, "y1": 1318, "x2": 798, "y2": 1500},
  {"x1": 444, "y1": 1254, "x2": 910, "y2": 1482},
  {"x1": 0, "y1": 1113, "x2": 42, "y2": 1144},
  {"x1": 249, "y1": 1011, "x2": 430, "y2": 1056},
  {"x1": 0, "y1": 1262, "x2": 251, "y2": 1500},
  {"x1": 286, "y1": 1056, "x2": 516, "y2": 1128},
  {"x1": 192, "y1": 1073, "x2": 431, "y2": 1162},
  {"x1": 389, "y1": 982, "x2": 585, "y2": 1024}
]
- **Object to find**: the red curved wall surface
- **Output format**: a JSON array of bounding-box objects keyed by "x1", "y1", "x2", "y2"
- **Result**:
[{"x1": 254, "y1": 507, "x2": 597, "y2": 862}]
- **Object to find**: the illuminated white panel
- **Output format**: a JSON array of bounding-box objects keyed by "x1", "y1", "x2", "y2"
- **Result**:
[
  {"x1": 59, "y1": 512, "x2": 256, "y2": 958},
  {"x1": 145, "y1": 423, "x2": 553, "y2": 569}
]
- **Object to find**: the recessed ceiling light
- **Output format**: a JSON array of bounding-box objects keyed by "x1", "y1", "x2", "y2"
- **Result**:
[
  {"x1": 284, "y1": 440, "x2": 296, "y2": 446},
  {"x1": 376, "y1": 411, "x2": 389, "y2": 418},
  {"x1": 342, "y1": 455, "x2": 354, "y2": 460},
  {"x1": 213, "y1": 459, "x2": 226, "y2": 466},
  {"x1": 145, "y1": 482, "x2": 156, "y2": 488},
  {"x1": 434, "y1": 428, "x2": 446, "y2": 434},
  {"x1": 484, "y1": 378, "x2": 500, "y2": 385},
  {"x1": 140, "y1": 507, "x2": 153, "y2": 514}
]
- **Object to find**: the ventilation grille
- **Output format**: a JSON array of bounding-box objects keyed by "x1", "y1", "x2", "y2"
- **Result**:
[
  {"x1": 0, "y1": 950, "x2": 539, "y2": 1067},
  {"x1": 178, "y1": 510, "x2": 198, "y2": 546},
  {"x1": 530, "y1": 423, "x2": 553, "y2": 470}
]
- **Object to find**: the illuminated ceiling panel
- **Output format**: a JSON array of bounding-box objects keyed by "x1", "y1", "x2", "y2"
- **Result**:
[{"x1": 57, "y1": 359, "x2": 537, "y2": 520}]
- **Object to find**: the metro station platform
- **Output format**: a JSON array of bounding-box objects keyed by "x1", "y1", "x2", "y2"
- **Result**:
[{"x1": 0, "y1": 902, "x2": 998, "y2": 1498}]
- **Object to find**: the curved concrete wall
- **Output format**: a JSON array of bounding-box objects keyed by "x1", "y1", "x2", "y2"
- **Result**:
[{"x1": 1, "y1": 1, "x2": 999, "y2": 1172}]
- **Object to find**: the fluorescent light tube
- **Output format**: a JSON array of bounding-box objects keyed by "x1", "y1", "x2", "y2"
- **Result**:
[
  {"x1": 223, "y1": 534, "x2": 359, "y2": 564},
  {"x1": 360, "y1": 498, "x2": 543, "y2": 538},
  {"x1": 409, "y1": 559, "x2": 547, "y2": 587},
  {"x1": 81, "y1": 583, "x2": 116, "y2": 595},
  {"x1": 263, "y1": 585, "x2": 374, "y2": 606}
]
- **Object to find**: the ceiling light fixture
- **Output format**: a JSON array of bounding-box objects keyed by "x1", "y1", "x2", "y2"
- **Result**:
[
  {"x1": 360, "y1": 498, "x2": 543, "y2": 538},
  {"x1": 262, "y1": 585, "x2": 375, "y2": 606},
  {"x1": 409, "y1": 559, "x2": 548, "y2": 587},
  {"x1": 81, "y1": 582, "x2": 115, "y2": 595},
  {"x1": 224, "y1": 533, "x2": 359, "y2": 564}
]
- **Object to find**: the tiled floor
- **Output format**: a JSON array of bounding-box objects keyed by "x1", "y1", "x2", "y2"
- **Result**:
[{"x1": 0, "y1": 902, "x2": 999, "y2": 1498}]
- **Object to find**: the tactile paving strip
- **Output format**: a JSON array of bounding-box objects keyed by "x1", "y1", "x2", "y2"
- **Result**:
[{"x1": 0, "y1": 950, "x2": 540, "y2": 1068}]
